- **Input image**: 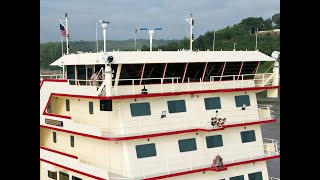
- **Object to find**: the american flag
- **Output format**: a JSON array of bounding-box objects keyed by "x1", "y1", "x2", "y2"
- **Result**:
[{"x1": 60, "y1": 23, "x2": 67, "y2": 37}]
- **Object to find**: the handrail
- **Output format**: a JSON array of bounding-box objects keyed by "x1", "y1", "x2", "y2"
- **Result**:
[{"x1": 96, "y1": 140, "x2": 280, "y2": 179}]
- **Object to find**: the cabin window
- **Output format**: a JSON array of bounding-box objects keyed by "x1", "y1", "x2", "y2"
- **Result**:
[
  {"x1": 70, "y1": 136, "x2": 74, "y2": 147},
  {"x1": 53, "y1": 132, "x2": 57, "y2": 143},
  {"x1": 178, "y1": 138, "x2": 197, "y2": 152},
  {"x1": 100, "y1": 100, "x2": 112, "y2": 111},
  {"x1": 235, "y1": 95, "x2": 251, "y2": 107},
  {"x1": 167, "y1": 100, "x2": 186, "y2": 113},
  {"x1": 130, "y1": 102, "x2": 151, "y2": 117},
  {"x1": 230, "y1": 175, "x2": 245, "y2": 180},
  {"x1": 136, "y1": 143, "x2": 157, "y2": 159},
  {"x1": 89, "y1": 102, "x2": 94, "y2": 114},
  {"x1": 48, "y1": 170, "x2": 57, "y2": 179},
  {"x1": 206, "y1": 135, "x2": 223, "y2": 148},
  {"x1": 47, "y1": 101, "x2": 52, "y2": 113},
  {"x1": 241, "y1": 130, "x2": 256, "y2": 143},
  {"x1": 66, "y1": 99, "x2": 70, "y2": 111},
  {"x1": 204, "y1": 97, "x2": 221, "y2": 110},
  {"x1": 72, "y1": 176, "x2": 82, "y2": 180},
  {"x1": 59, "y1": 172, "x2": 69, "y2": 180},
  {"x1": 67, "y1": 65, "x2": 75, "y2": 85},
  {"x1": 248, "y1": 171, "x2": 263, "y2": 180},
  {"x1": 77, "y1": 65, "x2": 86, "y2": 85}
]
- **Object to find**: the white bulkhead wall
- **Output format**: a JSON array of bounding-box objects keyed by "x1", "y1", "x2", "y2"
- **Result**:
[
  {"x1": 40, "y1": 127, "x2": 130, "y2": 177},
  {"x1": 124, "y1": 125, "x2": 264, "y2": 177},
  {"x1": 168, "y1": 161, "x2": 269, "y2": 180},
  {"x1": 117, "y1": 91, "x2": 259, "y2": 135},
  {"x1": 40, "y1": 161, "x2": 95, "y2": 180}
]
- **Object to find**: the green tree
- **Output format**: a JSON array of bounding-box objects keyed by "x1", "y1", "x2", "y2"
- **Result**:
[{"x1": 272, "y1": 13, "x2": 280, "y2": 28}]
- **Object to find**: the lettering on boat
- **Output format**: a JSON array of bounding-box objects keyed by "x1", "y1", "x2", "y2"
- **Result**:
[{"x1": 45, "y1": 119, "x2": 63, "y2": 127}]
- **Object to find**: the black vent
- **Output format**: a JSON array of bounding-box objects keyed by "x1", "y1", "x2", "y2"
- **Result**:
[{"x1": 100, "y1": 100, "x2": 112, "y2": 111}]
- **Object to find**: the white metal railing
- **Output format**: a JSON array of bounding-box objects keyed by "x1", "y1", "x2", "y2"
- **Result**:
[
  {"x1": 77, "y1": 139, "x2": 279, "y2": 180},
  {"x1": 124, "y1": 140, "x2": 279, "y2": 179},
  {"x1": 40, "y1": 73, "x2": 64, "y2": 80},
  {"x1": 40, "y1": 72, "x2": 277, "y2": 96},
  {"x1": 87, "y1": 106, "x2": 274, "y2": 137},
  {"x1": 270, "y1": 177, "x2": 280, "y2": 180}
]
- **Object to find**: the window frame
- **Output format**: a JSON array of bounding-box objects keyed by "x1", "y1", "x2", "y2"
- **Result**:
[
  {"x1": 167, "y1": 100, "x2": 187, "y2": 113},
  {"x1": 240, "y1": 130, "x2": 256, "y2": 143},
  {"x1": 204, "y1": 97, "x2": 222, "y2": 110},
  {"x1": 66, "y1": 99, "x2": 70, "y2": 111},
  {"x1": 205, "y1": 135, "x2": 223, "y2": 148},
  {"x1": 130, "y1": 102, "x2": 151, "y2": 117},
  {"x1": 89, "y1": 101, "x2": 93, "y2": 114},
  {"x1": 178, "y1": 138, "x2": 197, "y2": 152},
  {"x1": 135, "y1": 143, "x2": 157, "y2": 159},
  {"x1": 234, "y1": 95, "x2": 251, "y2": 107}
]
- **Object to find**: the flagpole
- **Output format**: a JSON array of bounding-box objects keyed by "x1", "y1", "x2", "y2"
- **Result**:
[
  {"x1": 255, "y1": 27, "x2": 258, "y2": 51},
  {"x1": 65, "y1": 13, "x2": 69, "y2": 55},
  {"x1": 134, "y1": 28, "x2": 137, "y2": 51},
  {"x1": 61, "y1": 34, "x2": 64, "y2": 56},
  {"x1": 96, "y1": 22, "x2": 98, "y2": 53}
]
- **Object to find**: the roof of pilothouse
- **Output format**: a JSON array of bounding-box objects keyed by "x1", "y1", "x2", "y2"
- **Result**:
[{"x1": 50, "y1": 50, "x2": 275, "y2": 66}]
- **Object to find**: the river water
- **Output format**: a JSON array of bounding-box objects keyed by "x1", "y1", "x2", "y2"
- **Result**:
[{"x1": 258, "y1": 94, "x2": 280, "y2": 178}]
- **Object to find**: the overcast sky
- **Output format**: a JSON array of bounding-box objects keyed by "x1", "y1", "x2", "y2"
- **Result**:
[{"x1": 40, "y1": 0, "x2": 279, "y2": 43}]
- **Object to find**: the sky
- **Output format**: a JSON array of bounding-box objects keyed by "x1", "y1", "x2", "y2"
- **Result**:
[{"x1": 40, "y1": 0, "x2": 279, "y2": 43}]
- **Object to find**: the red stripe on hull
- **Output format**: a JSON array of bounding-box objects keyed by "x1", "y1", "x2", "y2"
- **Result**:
[
  {"x1": 40, "y1": 158, "x2": 106, "y2": 180},
  {"x1": 51, "y1": 86, "x2": 279, "y2": 100},
  {"x1": 40, "y1": 119, "x2": 275, "y2": 141},
  {"x1": 143, "y1": 155, "x2": 280, "y2": 180},
  {"x1": 40, "y1": 146, "x2": 78, "y2": 159}
]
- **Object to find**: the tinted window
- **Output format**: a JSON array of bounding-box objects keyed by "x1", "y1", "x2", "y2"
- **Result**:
[
  {"x1": 72, "y1": 176, "x2": 83, "y2": 180},
  {"x1": 230, "y1": 175, "x2": 245, "y2": 180},
  {"x1": 167, "y1": 100, "x2": 186, "y2": 113},
  {"x1": 248, "y1": 171, "x2": 263, "y2": 180},
  {"x1": 48, "y1": 171, "x2": 57, "y2": 179},
  {"x1": 59, "y1": 172, "x2": 69, "y2": 180},
  {"x1": 66, "y1": 99, "x2": 70, "y2": 111},
  {"x1": 235, "y1": 95, "x2": 250, "y2": 107},
  {"x1": 89, "y1": 102, "x2": 93, "y2": 114},
  {"x1": 136, "y1": 143, "x2": 157, "y2": 158},
  {"x1": 206, "y1": 135, "x2": 223, "y2": 148},
  {"x1": 53, "y1": 132, "x2": 57, "y2": 143},
  {"x1": 241, "y1": 130, "x2": 256, "y2": 143},
  {"x1": 204, "y1": 97, "x2": 221, "y2": 110},
  {"x1": 178, "y1": 138, "x2": 197, "y2": 152},
  {"x1": 130, "y1": 102, "x2": 151, "y2": 117},
  {"x1": 70, "y1": 136, "x2": 74, "y2": 147},
  {"x1": 100, "y1": 100, "x2": 112, "y2": 111}
]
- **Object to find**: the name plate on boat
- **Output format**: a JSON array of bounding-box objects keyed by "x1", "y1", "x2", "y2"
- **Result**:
[{"x1": 45, "y1": 119, "x2": 63, "y2": 127}]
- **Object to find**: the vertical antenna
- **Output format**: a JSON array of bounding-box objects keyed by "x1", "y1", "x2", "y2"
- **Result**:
[
  {"x1": 255, "y1": 27, "x2": 258, "y2": 51},
  {"x1": 213, "y1": 30, "x2": 215, "y2": 51},
  {"x1": 139, "y1": 28, "x2": 162, "y2": 51},
  {"x1": 65, "y1": 13, "x2": 69, "y2": 55},
  {"x1": 99, "y1": 20, "x2": 110, "y2": 53},
  {"x1": 185, "y1": 14, "x2": 194, "y2": 51},
  {"x1": 134, "y1": 28, "x2": 137, "y2": 51},
  {"x1": 96, "y1": 22, "x2": 98, "y2": 53}
]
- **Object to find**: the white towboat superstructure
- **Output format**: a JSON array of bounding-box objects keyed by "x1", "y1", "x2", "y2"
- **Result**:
[{"x1": 40, "y1": 15, "x2": 280, "y2": 180}]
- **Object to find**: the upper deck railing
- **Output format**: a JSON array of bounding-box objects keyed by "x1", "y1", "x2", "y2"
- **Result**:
[
  {"x1": 79, "y1": 138, "x2": 280, "y2": 179},
  {"x1": 47, "y1": 72, "x2": 275, "y2": 96}
]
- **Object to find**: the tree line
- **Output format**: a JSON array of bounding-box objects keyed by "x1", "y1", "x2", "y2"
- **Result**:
[{"x1": 40, "y1": 13, "x2": 279, "y2": 71}]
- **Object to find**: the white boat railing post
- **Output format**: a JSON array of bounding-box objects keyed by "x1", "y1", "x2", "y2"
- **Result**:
[
  {"x1": 171, "y1": 78, "x2": 174, "y2": 93},
  {"x1": 188, "y1": 77, "x2": 190, "y2": 91},
  {"x1": 233, "y1": 75, "x2": 235, "y2": 88},
  {"x1": 132, "y1": 80, "x2": 135, "y2": 95}
]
